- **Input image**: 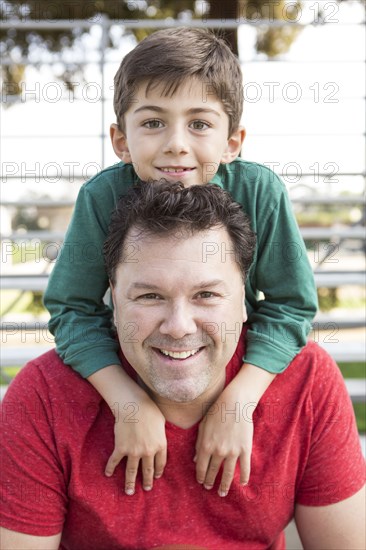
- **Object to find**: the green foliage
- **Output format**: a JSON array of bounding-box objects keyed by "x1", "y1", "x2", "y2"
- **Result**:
[
  {"x1": 353, "y1": 403, "x2": 366, "y2": 433},
  {"x1": 339, "y1": 362, "x2": 366, "y2": 379},
  {"x1": 338, "y1": 363, "x2": 365, "y2": 433},
  {"x1": 0, "y1": 366, "x2": 21, "y2": 384},
  {"x1": 0, "y1": 290, "x2": 35, "y2": 315},
  {"x1": 317, "y1": 287, "x2": 339, "y2": 311},
  {"x1": 24, "y1": 291, "x2": 46, "y2": 314},
  {"x1": 1, "y1": 0, "x2": 309, "y2": 95},
  {"x1": 240, "y1": 0, "x2": 302, "y2": 57},
  {"x1": 296, "y1": 200, "x2": 362, "y2": 227}
]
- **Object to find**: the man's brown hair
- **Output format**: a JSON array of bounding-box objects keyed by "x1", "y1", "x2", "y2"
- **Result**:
[
  {"x1": 113, "y1": 27, "x2": 244, "y2": 136},
  {"x1": 104, "y1": 180, "x2": 256, "y2": 285}
]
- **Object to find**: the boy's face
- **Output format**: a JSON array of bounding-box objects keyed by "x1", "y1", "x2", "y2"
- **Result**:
[{"x1": 111, "y1": 78, "x2": 245, "y2": 185}]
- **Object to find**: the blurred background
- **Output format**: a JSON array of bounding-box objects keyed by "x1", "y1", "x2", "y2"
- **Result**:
[
  {"x1": 1, "y1": 0, "x2": 365, "y2": 418},
  {"x1": 1, "y1": 1, "x2": 365, "y2": 546},
  {"x1": 1, "y1": 0, "x2": 365, "y2": 410}
]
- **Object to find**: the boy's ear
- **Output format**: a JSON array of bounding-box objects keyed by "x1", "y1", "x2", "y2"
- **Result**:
[
  {"x1": 110, "y1": 123, "x2": 132, "y2": 163},
  {"x1": 220, "y1": 126, "x2": 246, "y2": 164}
]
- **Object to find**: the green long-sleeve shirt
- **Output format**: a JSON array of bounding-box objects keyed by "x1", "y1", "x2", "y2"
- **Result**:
[{"x1": 44, "y1": 159, "x2": 318, "y2": 377}]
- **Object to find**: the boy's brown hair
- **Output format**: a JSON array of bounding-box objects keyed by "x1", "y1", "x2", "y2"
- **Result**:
[{"x1": 113, "y1": 27, "x2": 243, "y2": 136}]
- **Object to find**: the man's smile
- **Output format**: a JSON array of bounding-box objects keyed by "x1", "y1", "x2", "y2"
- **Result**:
[
  {"x1": 156, "y1": 347, "x2": 203, "y2": 360},
  {"x1": 151, "y1": 346, "x2": 206, "y2": 365}
]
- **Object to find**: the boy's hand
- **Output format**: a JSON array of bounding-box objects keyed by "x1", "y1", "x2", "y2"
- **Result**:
[
  {"x1": 105, "y1": 396, "x2": 167, "y2": 495},
  {"x1": 194, "y1": 384, "x2": 253, "y2": 497},
  {"x1": 88, "y1": 365, "x2": 168, "y2": 495},
  {"x1": 194, "y1": 362, "x2": 275, "y2": 497}
]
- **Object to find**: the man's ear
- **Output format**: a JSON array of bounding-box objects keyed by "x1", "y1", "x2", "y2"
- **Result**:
[
  {"x1": 221, "y1": 126, "x2": 246, "y2": 164},
  {"x1": 110, "y1": 282, "x2": 118, "y2": 326},
  {"x1": 242, "y1": 287, "x2": 248, "y2": 323},
  {"x1": 110, "y1": 123, "x2": 132, "y2": 163},
  {"x1": 242, "y1": 302, "x2": 248, "y2": 324}
]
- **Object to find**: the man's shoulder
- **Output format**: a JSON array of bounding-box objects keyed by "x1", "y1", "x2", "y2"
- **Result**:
[
  {"x1": 294, "y1": 340, "x2": 338, "y2": 370},
  {"x1": 283, "y1": 340, "x2": 345, "y2": 397},
  {"x1": 260, "y1": 341, "x2": 351, "y2": 444},
  {"x1": 3, "y1": 349, "x2": 98, "y2": 405}
]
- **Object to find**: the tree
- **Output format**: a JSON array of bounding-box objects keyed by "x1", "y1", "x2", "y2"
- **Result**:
[{"x1": 0, "y1": 0, "x2": 357, "y2": 97}]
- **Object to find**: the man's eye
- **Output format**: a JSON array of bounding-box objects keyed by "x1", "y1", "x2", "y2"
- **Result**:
[
  {"x1": 197, "y1": 291, "x2": 215, "y2": 299},
  {"x1": 190, "y1": 120, "x2": 210, "y2": 131},
  {"x1": 143, "y1": 120, "x2": 163, "y2": 129},
  {"x1": 138, "y1": 293, "x2": 161, "y2": 300}
]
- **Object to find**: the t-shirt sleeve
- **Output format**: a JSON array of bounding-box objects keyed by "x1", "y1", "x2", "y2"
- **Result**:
[
  {"x1": 296, "y1": 346, "x2": 365, "y2": 506},
  {"x1": 0, "y1": 362, "x2": 67, "y2": 535}
]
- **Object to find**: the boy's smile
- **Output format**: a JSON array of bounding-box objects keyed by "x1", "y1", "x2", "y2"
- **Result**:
[{"x1": 111, "y1": 78, "x2": 244, "y2": 186}]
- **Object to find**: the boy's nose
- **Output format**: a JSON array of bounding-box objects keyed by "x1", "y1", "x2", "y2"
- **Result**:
[
  {"x1": 159, "y1": 303, "x2": 197, "y2": 339},
  {"x1": 162, "y1": 129, "x2": 189, "y2": 155}
]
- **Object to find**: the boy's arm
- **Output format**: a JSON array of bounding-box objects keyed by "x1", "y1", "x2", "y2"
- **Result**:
[
  {"x1": 44, "y1": 178, "x2": 167, "y2": 491},
  {"x1": 244, "y1": 184, "x2": 318, "y2": 373},
  {"x1": 88, "y1": 365, "x2": 167, "y2": 494},
  {"x1": 195, "y1": 171, "x2": 317, "y2": 494},
  {"x1": 195, "y1": 362, "x2": 275, "y2": 496},
  {"x1": 44, "y1": 184, "x2": 120, "y2": 376}
]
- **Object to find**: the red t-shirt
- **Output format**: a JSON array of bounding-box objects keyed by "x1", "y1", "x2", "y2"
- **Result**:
[{"x1": 1, "y1": 338, "x2": 365, "y2": 549}]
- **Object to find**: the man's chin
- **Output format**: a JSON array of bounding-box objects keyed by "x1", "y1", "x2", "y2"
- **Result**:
[{"x1": 152, "y1": 380, "x2": 208, "y2": 404}]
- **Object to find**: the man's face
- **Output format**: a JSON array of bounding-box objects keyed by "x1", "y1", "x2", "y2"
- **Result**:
[
  {"x1": 112, "y1": 78, "x2": 244, "y2": 185},
  {"x1": 111, "y1": 227, "x2": 246, "y2": 405}
]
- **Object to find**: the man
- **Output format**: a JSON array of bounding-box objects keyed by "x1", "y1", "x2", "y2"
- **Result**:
[{"x1": 1, "y1": 182, "x2": 365, "y2": 549}]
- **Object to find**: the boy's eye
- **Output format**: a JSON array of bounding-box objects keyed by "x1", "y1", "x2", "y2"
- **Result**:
[
  {"x1": 190, "y1": 120, "x2": 210, "y2": 131},
  {"x1": 143, "y1": 119, "x2": 163, "y2": 129}
]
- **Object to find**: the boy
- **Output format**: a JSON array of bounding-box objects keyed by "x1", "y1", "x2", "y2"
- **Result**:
[{"x1": 44, "y1": 27, "x2": 317, "y2": 498}]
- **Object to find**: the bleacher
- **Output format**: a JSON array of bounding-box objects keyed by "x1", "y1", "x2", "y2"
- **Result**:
[
  {"x1": 1, "y1": 13, "x2": 364, "y2": 415},
  {"x1": 1, "y1": 209, "x2": 365, "y2": 403}
]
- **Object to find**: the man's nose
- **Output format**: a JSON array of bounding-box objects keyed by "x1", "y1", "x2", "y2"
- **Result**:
[
  {"x1": 159, "y1": 302, "x2": 197, "y2": 339},
  {"x1": 162, "y1": 127, "x2": 189, "y2": 155}
]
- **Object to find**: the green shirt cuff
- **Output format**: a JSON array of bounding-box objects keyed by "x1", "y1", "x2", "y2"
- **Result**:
[
  {"x1": 59, "y1": 346, "x2": 122, "y2": 378},
  {"x1": 244, "y1": 339, "x2": 299, "y2": 374}
]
